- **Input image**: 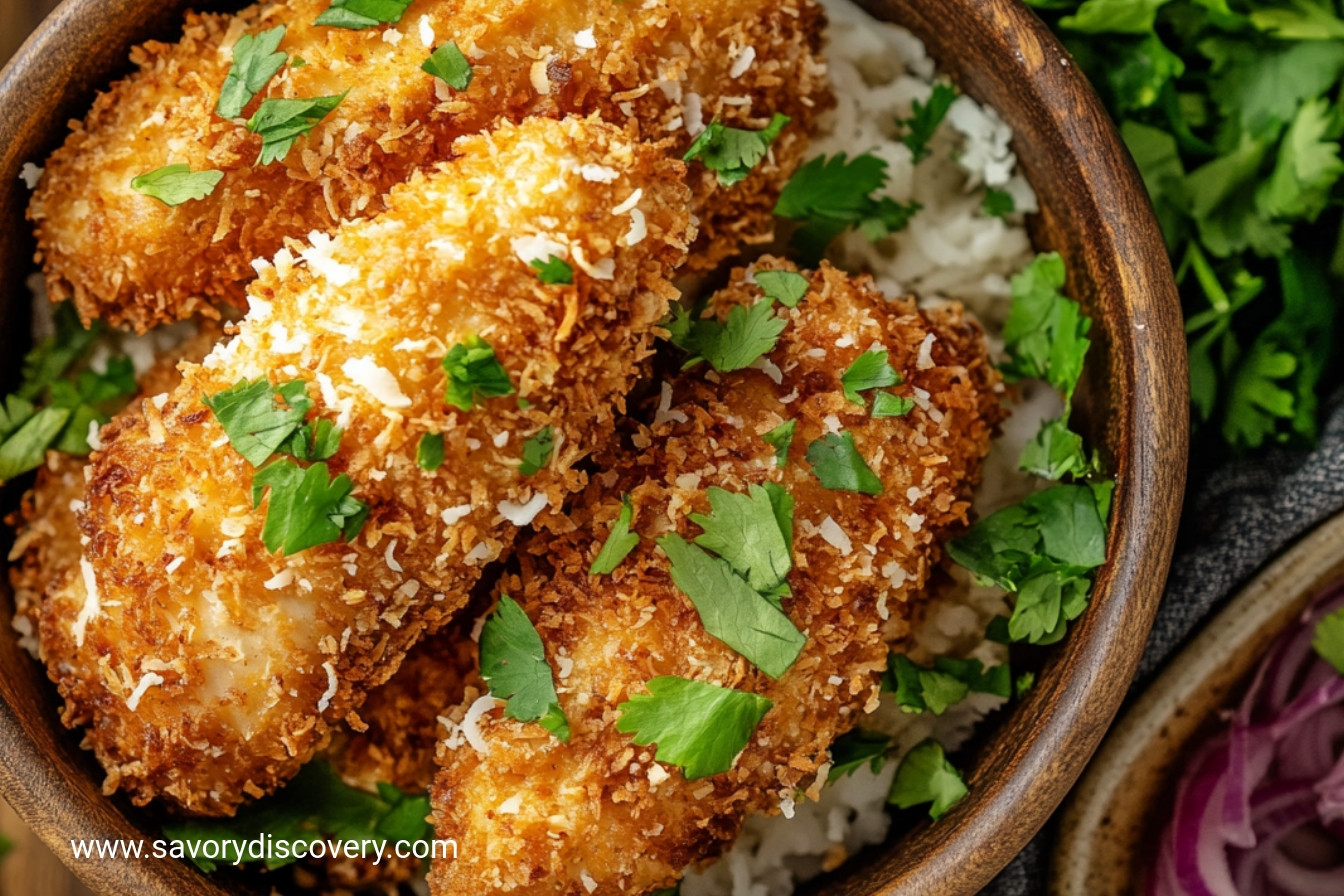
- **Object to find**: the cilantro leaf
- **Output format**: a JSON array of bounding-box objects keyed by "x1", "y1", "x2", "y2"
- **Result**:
[
  {"x1": 246, "y1": 93, "x2": 347, "y2": 165},
  {"x1": 689, "y1": 484, "x2": 793, "y2": 597},
  {"x1": 1000, "y1": 253, "x2": 1091, "y2": 399},
  {"x1": 774, "y1": 152, "x2": 921, "y2": 264},
  {"x1": 658, "y1": 534, "x2": 805, "y2": 679},
  {"x1": 1312, "y1": 607, "x2": 1344, "y2": 675},
  {"x1": 754, "y1": 270, "x2": 809, "y2": 307},
  {"x1": 216, "y1": 26, "x2": 288, "y2": 119},
  {"x1": 590, "y1": 494, "x2": 640, "y2": 576},
  {"x1": 668, "y1": 300, "x2": 787, "y2": 372},
  {"x1": 872, "y1": 392, "x2": 914, "y2": 418},
  {"x1": 279, "y1": 417, "x2": 341, "y2": 462},
  {"x1": 983, "y1": 187, "x2": 1016, "y2": 217},
  {"x1": 315, "y1": 0, "x2": 413, "y2": 29},
  {"x1": 1018, "y1": 416, "x2": 1093, "y2": 480},
  {"x1": 683, "y1": 114, "x2": 790, "y2": 186},
  {"x1": 203, "y1": 378, "x2": 313, "y2": 467},
  {"x1": 615, "y1": 676, "x2": 772, "y2": 780},
  {"x1": 518, "y1": 426, "x2": 554, "y2": 476},
  {"x1": 131, "y1": 165, "x2": 225, "y2": 207},
  {"x1": 442, "y1": 335, "x2": 515, "y2": 411},
  {"x1": 0, "y1": 407, "x2": 71, "y2": 481},
  {"x1": 827, "y1": 728, "x2": 891, "y2": 781},
  {"x1": 805, "y1": 432, "x2": 883, "y2": 496},
  {"x1": 529, "y1": 255, "x2": 573, "y2": 285},
  {"x1": 1256, "y1": 97, "x2": 1344, "y2": 222},
  {"x1": 422, "y1": 41, "x2": 473, "y2": 90},
  {"x1": 841, "y1": 350, "x2": 902, "y2": 404},
  {"x1": 887, "y1": 653, "x2": 969, "y2": 715},
  {"x1": 887, "y1": 740, "x2": 967, "y2": 820},
  {"x1": 900, "y1": 82, "x2": 957, "y2": 162},
  {"x1": 761, "y1": 419, "x2": 795, "y2": 467},
  {"x1": 418, "y1": 433, "x2": 445, "y2": 471},
  {"x1": 251, "y1": 460, "x2": 368, "y2": 555},
  {"x1": 17, "y1": 303, "x2": 101, "y2": 402},
  {"x1": 479, "y1": 595, "x2": 570, "y2": 742}
]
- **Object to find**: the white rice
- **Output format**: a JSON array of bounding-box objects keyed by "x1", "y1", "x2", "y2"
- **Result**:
[{"x1": 682, "y1": 2, "x2": 1049, "y2": 894}]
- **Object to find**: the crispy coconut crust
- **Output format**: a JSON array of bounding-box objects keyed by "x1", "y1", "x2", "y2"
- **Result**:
[
  {"x1": 430, "y1": 260, "x2": 1004, "y2": 895},
  {"x1": 29, "y1": 0, "x2": 829, "y2": 331}
]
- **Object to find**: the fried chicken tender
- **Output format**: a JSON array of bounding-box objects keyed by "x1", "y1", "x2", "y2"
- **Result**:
[
  {"x1": 41, "y1": 115, "x2": 693, "y2": 816},
  {"x1": 30, "y1": 0, "x2": 828, "y2": 332},
  {"x1": 430, "y1": 260, "x2": 1004, "y2": 895}
]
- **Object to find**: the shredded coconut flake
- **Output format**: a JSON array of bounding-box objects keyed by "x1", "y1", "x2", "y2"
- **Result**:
[
  {"x1": 611, "y1": 189, "x2": 643, "y2": 215},
  {"x1": 571, "y1": 246, "x2": 615, "y2": 280},
  {"x1": 580, "y1": 871, "x2": 598, "y2": 894},
  {"x1": 818, "y1": 516, "x2": 854, "y2": 555},
  {"x1": 461, "y1": 694, "x2": 497, "y2": 754},
  {"x1": 441, "y1": 504, "x2": 472, "y2": 525},
  {"x1": 384, "y1": 539, "x2": 404, "y2": 573},
  {"x1": 498, "y1": 492, "x2": 549, "y2": 526},
  {"x1": 730, "y1": 46, "x2": 757, "y2": 78},
  {"x1": 497, "y1": 794, "x2": 523, "y2": 814},
  {"x1": 264, "y1": 569, "x2": 294, "y2": 590},
  {"x1": 341, "y1": 357, "x2": 411, "y2": 408},
  {"x1": 86, "y1": 420, "x2": 104, "y2": 451},
  {"x1": 165, "y1": 556, "x2": 186, "y2": 575},
  {"x1": 317, "y1": 661, "x2": 338, "y2": 713},
  {"x1": 72, "y1": 556, "x2": 101, "y2": 648},
  {"x1": 625, "y1": 208, "x2": 647, "y2": 245},
  {"x1": 574, "y1": 27, "x2": 597, "y2": 49},
  {"x1": 418, "y1": 14, "x2": 435, "y2": 47},
  {"x1": 19, "y1": 162, "x2": 43, "y2": 189},
  {"x1": 580, "y1": 163, "x2": 619, "y2": 183},
  {"x1": 125, "y1": 673, "x2": 165, "y2": 712},
  {"x1": 511, "y1": 234, "x2": 568, "y2": 266},
  {"x1": 300, "y1": 232, "x2": 357, "y2": 286},
  {"x1": 917, "y1": 333, "x2": 937, "y2": 370}
]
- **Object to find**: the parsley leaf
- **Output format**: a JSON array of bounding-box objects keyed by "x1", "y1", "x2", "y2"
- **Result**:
[
  {"x1": 246, "y1": 93, "x2": 347, "y2": 165},
  {"x1": 250, "y1": 460, "x2": 368, "y2": 555},
  {"x1": 216, "y1": 26, "x2": 288, "y2": 119},
  {"x1": 590, "y1": 494, "x2": 640, "y2": 576},
  {"x1": 683, "y1": 114, "x2": 790, "y2": 187},
  {"x1": 203, "y1": 378, "x2": 313, "y2": 467},
  {"x1": 518, "y1": 426, "x2": 554, "y2": 476},
  {"x1": 479, "y1": 595, "x2": 570, "y2": 742},
  {"x1": 667, "y1": 300, "x2": 787, "y2": 372},
  {"x1": 887, "y1": 740, "x2": 967, "y2": 820},
  {"x1": 805, "y1": 432, "x2": 883, "y2": 496},
  {"x1": 774, "y1": 152, "x2": 921, "y2": 264},
  {"x1": 422, "y1": 41, "x2": 473, "y2": 90},
  {"x1": 872, "y1": 392, "x2": 914, "y2": 418},
  {"x1": 658, "y1": 534, "x2": 805, "y2": 679},
  {"x1": 754, "y1": 270, "x2": 809, "y2": 307},
  {"x1": 689, "y1": 484, "x2": 793, "y2": 598},
  {"x1": 900, "y1": 82, "x2": 957, "y2": 162},
  {"x1": 761, "y1": 419, "x2": 795, "y2": 467},
  {"x1": 315, "y1": 0, "x2": 413, "y2": 29},
  {"x1": 131, "y1": 165, "x2": 225, "y2": 207},
  {"x1": 164, "y1": 761, "x2": 432, "y2": 873},
  {"x1": 615, "y1": 676, "x2": 772, "y2": 780},
  {"x1": 529, "y1": 255, "x2": 573, "y2": 285},
  {"x1": 827, "y1": 728, "x2": 892, "y2": 781},
  {"x1": 1314, "y1": 608, "x2": 1344, "y2": 675},
  {"x1": 442, "y1": 335, "x2": 515, "y2": 411},
  {"x1": 418, "y1": 433, "x2": 445, "y2": 471},
  {"x1": 983, "y1": 187, "x2": 1016, "y2": 217},
  {"x1": 841, "y1": 350, "x2": 902, "y2": 404}
]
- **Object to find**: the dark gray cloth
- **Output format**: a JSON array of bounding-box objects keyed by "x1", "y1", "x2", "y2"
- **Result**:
[{"x1": 982, "y1": 389, "x2": 1344, "y2": 894}]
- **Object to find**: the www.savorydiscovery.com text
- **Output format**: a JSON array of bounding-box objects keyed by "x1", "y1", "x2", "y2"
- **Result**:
[{"x1": 69, "y1": 834, "x2": 458, "y2": 865}]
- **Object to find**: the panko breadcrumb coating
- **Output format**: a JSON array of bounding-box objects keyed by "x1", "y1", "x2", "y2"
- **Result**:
[
  {"x1": 430, "y1": 260, "x2": 1003, "y2": 895},
  {"x1": 42, "y1": 115, "x2": 692, "y2": 816},
  {"x1": 30, "y1": 0, "x2": 828, "y2": 332}
]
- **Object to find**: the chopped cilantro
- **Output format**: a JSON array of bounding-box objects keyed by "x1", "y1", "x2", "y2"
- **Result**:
[
  {"x1": 1000, "y1": 253, "x2": 1091, "y2": 399},
  {"x1": 315, "y1": 0, "x2": 414, "y2": 29},
  {"x1": 0, "y1": 407, "x2": 71, "y2": 482},
  {"x1": 442, "y1": 335, "x2": 515, "y2": 411},
  {"x1": 529, "y1": 255, "x2": 573, "y2": 285},
  {"x1": 1313, "y1": 607, "x2": 1344, "y2": 675},
  {"x1": 983, "y1": 187, "x2": 1016, "y2": 218},
  {"x1": 615, "y1": 676, "x2": 772, "y2": 779},
  {"x1": 900, "y1": 82, "x2": 957, "y2": 162},
  {"x1": 689, "y1": 483, "x2": 794, "y2": 599},
  {"x1": 1018, "y1": 416, "x2": 1094, "y2": 480},
  {"x1": 872, "y1": 392, "x2": 914, "y2": 418},
  {"x1": 216, "y1": 26, "x2": 288, "y2": 119},
  {"x1": 246, "y1": 93, "x2": 347, "y2": 165},
  {"x1": 774, "y1": 152, "x2": 922, "y2": 264},
  {"x1": 884, "y1": 653, "x2": 1010, "y2": 715},
  {"x1": 518, "y1": 426, "x2": 554, "y2": 476},
  {"x1": 203, "y1": 378, "x2": 313, "y2": 467},
  {"x1": 18, "y1": 303, "x2": 101, "y2": 402},
  {"x1": 683, "y1": 114, "x2": 790, "y2": 187},
  {"x1": 887, "y1": 740, "x2": 967, "y2": 820},
  {"x1": 761, "y1": 419, "x2": 795, "y2": 467},
  {"x1": 479, "y1": 595, "x2": 570, "y2": 742},
  {"x1": 164, "y1": 761, "x2": 431, "y2": 873},
  {"x1": 280, "y1": 417, "x2": 341, "y2": 463},
  {"x1": 827, "y1": 728, "x2": 891, "y2": 781},
  {"x1": 422, "y1": 41, "x2": 473, "y2": 90},
  {"x1": 805, "y1": 432, "x2": 883, "y2": 496},
  {"x1": 666, "y1": 299, "x2": 787, "y2": 373},
  {"x1": 590, "y1": 494, "x2": 640, "y2": 576},
  {"x1": 250, "y1": 460, "x2": 368, "y2": 555},
  {"x1": 754, "y1": 270, "x2": 809, "y2": 307},
  {"x1": 841, "y1": 350, "x2": 902, "y2": 404},
  {"x1": 130, "y1": 165, "x2": 224, "y2": 207},
  {"x1": 417, "y1": 432, "x2": 445, "y2": 471},
  {"x1": 658, "y1": 534, "x2": 805, "y2": 679}
]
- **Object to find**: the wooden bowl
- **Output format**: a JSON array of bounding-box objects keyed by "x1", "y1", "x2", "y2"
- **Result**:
[{"x1": 0, "y1": 0, "x2": 1188, "y2": 893}]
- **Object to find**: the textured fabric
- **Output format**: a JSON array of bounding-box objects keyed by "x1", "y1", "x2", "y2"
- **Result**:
[{"x1": 982, "y1": 390, "x2": 1344, "y2": 894}]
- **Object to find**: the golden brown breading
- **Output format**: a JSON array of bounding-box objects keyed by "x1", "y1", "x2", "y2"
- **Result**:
[
  {"x1": 30, "y1": 0, "x2": 828, "y2": 332},
  {"x1": 41, "y1": 115, "x2": 692, "y2": 816},
  {"x1": 430, "y1": 260, "x2": 1003, "y2": 895}
]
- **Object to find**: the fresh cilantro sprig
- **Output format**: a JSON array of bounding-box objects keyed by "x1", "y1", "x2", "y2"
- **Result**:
[
  {"x1": 216, "y1": 26, "x2": 288, "y2": 119},
  {"x1": 247, "y1": 93, "x2": 347, "y2": 165},
  {"x1": 164, "y1": 761, "x2": 431, "y2": 873},
  {"x1": 841, "y1": 350, "x2": 902, "y2": 405},
  {"x1": 1313, "y1": 607, "x2": 1344, "y2": 675},
  {"x1": 130, "y1": 165, "x2": 224, "y2": 207},
  {"x1": 805, "y1": 432, "x2": 883, "y2": 496},
  {"x1": 666, "y1": 300, "x2": 787, "y2": 373},
  {"x1": 683, "y1": 114, "x2": 790, "y2": 186},
  {"x1": 480, "y1": 595, "x2": 570, "y2": 741},
  {"x1": 251, "y1": 459, "x2": 368, "y2": 555},
  {"x1": 442, "y1": 335, "x2": 515, "y2": 411},
  {"x1": 884, "y1": 653, "x2": 1011, "y2": 715},
  {"x1": 754, "y1": 270, "x2": 809, "y2": 307},
  {"x1": 615, "y1": 676, "x2": 772, "y2": 779},
  {"x1": 518, "y1": 426, "x2": 554, "y2": 476},
  {"x1": 315, "y1": 0, "x2": 414, "y2": 29},
  {"x1": 887, "y1": 740, "x2": 967, "y2": 820},
  {"x1": 774, "y1": 153, "x2": 922, "y2": 264},
  {"x1": 423, "y1": 42, "x2": 473, "y2": 90},
  {"x1": 827, "y1": 728, "x2": 892, "y2": 781},
  {"x1": 761, "y1": 419, "x2": 795, "y2": 467},
  {"x1": 900, "y1": 82, "x2": 958, "y2": 162},
  {"x1": 689, "y1": 484, "x2": 794, "y2": 599},
  {"x1": 204, "y1": 378, "x2": 313, "y2": 467},
  {"x1": 590, "y1": 494, "x2": 640, "y2": 576}
]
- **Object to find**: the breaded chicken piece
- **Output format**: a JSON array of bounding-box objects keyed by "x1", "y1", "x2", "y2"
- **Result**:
[
  {"x1": 30, "y1": 0, "x2": 828, "y2": 331},
  {"x1": 430, "y1": 260, "x2": 1003, "y2": 895},
  {"x1": 7, "y1": 324, "x2": 223, "y2": 659},
  {"x1": 42, "y1": 116, "x2": 693, "y2": 816}
]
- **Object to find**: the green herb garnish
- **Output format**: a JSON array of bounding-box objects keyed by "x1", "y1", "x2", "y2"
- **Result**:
[
  {"x1": 616, "y1": 676, "x2": 772, "y2": 779},
  {"x1": 442, "y1": 335, "x2": 515, "y2": 411},
  {"x1": 422, "y1": 41, "x2": 473, "y2": 90},
  {"x1": 754, "y1": 270, "x2": 809, "y2": 307},
  {"x1": 203, "y1": 378, "x2": 313, "y2": 467},
  {"x1": 805, "y1": 432, "x2": 883, "y2": 496},
  {"x1": 589, "y1": 494, "x2": 640, "y2": 576},
  {"x1": 216, "y1": 26, "x2": 288, "y2": 119},
  {"x1": 761, "y1": 419, "x2": 795, "y2": 467},
  {"x1": 841, "y1": 350, "x2": 902, "y2": 404},
  {"x1": 418, "y1": 433, "x2": 445, "y2": 471},
  {"x1": 683, "y1": 114, "x2": 790, "y2": 186},
  {"x1": 315, "y1": 0, "x2": 413, "y2": 29},
  {"x1": 1312, "y1": 607, "x2": 1344, "y2": 675},
  {"x1": 887, "y1": 740, "x2": 967, "y2": 820},
  {"x1": 246, "y1": 93, "x2": 347, "y2": 165},
  {"x1": 827, "y1": 728, "x2": 892, "y2": 781},
  {"x1": 130, "y1": 165, "x2": 224, "y2": 207},
  {"x1": 689, "y1": 483, "x2": 793, "y2": 599},
  {"x1": 250, "y1": 460, "x2": 368, "y2": 555},
  {"x1": 529, "y1": 255, "x2": 573, "y2": 285},
  {"x1": 774, "y1": 153, "x2": 922, "y2": 264},
  {"x1": 900, "y1": 82, "x2": 957, "y2": 162},
  {"x1": 666, "y1": 300, "x2": 788, "y2": 373},
  {"x1": 479, "y1": 595, "x2": 570, "y2": 742},
  {"x1": 518, "y1": 426, "x2": 554, "y2": 476},
  {"x1": 983, "y1": 187, "x2": 1016, "y2": 218},
  {"x1": 872, "y1": 392, "x2": 915, "y2": 418}
]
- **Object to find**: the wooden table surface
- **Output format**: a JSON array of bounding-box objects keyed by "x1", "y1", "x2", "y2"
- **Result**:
[{"x1": 1, "y1": 8, "x2": 96, "y2": 896}]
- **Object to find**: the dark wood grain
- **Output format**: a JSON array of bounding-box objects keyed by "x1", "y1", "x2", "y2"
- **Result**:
[{"x1": 0, "y1": 1, "x2": 1189, "y2": 894}]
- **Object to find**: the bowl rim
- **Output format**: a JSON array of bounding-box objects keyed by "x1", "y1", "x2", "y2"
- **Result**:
[{"x1": 0, "y1": 0, "x2": 1189, "y2": 894}]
